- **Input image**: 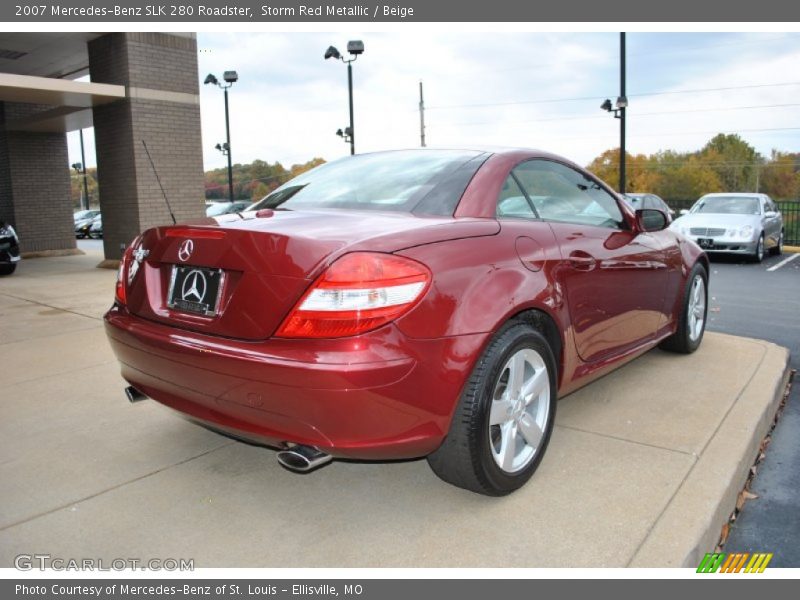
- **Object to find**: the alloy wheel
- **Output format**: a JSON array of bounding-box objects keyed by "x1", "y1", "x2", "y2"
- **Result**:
[
  {"x1": 687, "y1": 274, "x2": 706, "y2": 342},
  {"x1": 488, "y1": 348, "x2": 550, "y2": 473}
]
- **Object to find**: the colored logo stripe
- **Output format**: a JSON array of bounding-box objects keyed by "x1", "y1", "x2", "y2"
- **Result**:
[{"x1": 697, "y1": 552, "x2": 773, "y2": 573}]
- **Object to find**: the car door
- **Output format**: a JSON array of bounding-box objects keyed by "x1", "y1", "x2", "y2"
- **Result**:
[{"x1": 511, "y1": 160, "x2": 669, "y2": 363}]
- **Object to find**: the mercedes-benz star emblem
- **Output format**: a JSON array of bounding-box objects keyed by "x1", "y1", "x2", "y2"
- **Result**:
[
  {"x1": 177, "y1": 239, "x2": 194, "y2": 262},
  {"x1": 181, "y1": 269, "x2": 207, "y2": 303}
]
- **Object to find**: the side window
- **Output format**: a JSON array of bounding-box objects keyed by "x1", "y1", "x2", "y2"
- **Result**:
[
  {"x1": 512, "y1": 160, "x2": 625, "y2": 229},
  {"x1": 496, "y1": 174, "x2": 537, "y2": 219}
]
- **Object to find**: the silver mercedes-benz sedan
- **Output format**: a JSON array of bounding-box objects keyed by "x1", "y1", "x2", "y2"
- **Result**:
[{"x1": 670, "y1": 193, "x2": 784, "y2": 262}]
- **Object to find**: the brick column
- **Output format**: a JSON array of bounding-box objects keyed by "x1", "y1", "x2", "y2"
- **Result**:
[
  {"x1": 0, "y1": 102, "x2": 76, "y2": 255},
  {"x1": 89, "y1": 33, "x2": 204, "y2": 260}
]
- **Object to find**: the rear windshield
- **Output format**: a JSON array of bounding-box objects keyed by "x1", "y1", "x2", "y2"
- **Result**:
[
  {"x1": 692, "y1": 196, "x2": 760, "y2": 215},
  {"x1": 248, "y1": 150, "x2": 486, "y2": 215}
]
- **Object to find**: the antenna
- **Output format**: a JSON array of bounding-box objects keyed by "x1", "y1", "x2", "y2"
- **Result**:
[{"x1": 141, "y1": 140, "x2": 177, "y2": 225}]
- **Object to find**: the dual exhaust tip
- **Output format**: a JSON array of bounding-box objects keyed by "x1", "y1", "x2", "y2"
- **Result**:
[{"x1": 123, "y1": 386, "x2": 332, "y2": 473}]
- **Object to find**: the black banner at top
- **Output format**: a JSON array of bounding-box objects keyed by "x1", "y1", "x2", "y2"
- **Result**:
[{"x1": 2, "y1": 0, "x2": 800, "y2": 22}]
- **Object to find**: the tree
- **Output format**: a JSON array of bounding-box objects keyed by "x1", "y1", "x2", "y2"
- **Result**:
[
  {"x1": 699, "y1": 134, "x2": 761, "y2": 192},
  {"x1": 760, "y1": 151, "x2": 800, "y2": 200}
]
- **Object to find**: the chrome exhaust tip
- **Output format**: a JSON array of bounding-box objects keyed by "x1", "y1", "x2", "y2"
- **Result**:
[
  {"x1": 125, "y1": 386, "x2": 148, "y2": 403},
  {"x1": 277, "y1": 445, "x2": 332, "y2": 473}
]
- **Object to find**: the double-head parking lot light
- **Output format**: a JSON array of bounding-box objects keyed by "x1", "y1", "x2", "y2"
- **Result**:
[{"x1": 325, "y1": 41, "x2": 364, "y2": 155}]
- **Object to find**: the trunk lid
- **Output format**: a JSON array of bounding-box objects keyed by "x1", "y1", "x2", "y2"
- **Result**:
[{"x1": 125, "y1": 209, "x2": 498, "y2": 340}]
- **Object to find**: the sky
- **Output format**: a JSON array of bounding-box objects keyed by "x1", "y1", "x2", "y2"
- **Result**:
[{"x1": 67, "y1": 32, "x2": 800, "y2": 173}]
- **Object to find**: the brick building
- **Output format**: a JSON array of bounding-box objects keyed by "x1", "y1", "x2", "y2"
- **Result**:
[{"x1": 0, "y1": 32, "x2": 205, "y2": 261}]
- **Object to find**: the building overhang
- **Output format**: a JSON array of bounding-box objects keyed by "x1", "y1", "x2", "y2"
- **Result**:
[{"x1": 0, "y1": 73, "x2": 125, "y2": 132}]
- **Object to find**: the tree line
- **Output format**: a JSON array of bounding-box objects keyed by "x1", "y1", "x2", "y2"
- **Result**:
[
  {"x1": 204, "y1": 157, "x2": 325, "y2": 202},
  {"x1": 587, "y1": 134, "x2": 799, "y2": 202}
]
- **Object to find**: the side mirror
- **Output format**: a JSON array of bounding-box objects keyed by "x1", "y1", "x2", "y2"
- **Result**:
[
  {"x1": 636, "y1": 209, "x2": 668, "y2": 233},
  {"x1": 679, "y1": 209, "x2": 689, "y2": 216}
]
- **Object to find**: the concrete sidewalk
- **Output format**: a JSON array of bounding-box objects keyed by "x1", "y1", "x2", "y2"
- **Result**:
[{"x1": 0, "y1": 251, "x2": 790, "y2": 568}]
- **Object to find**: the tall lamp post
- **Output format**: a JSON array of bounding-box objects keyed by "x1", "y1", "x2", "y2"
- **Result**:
[
  {"x1": 325, "y1": 40, "x2": 364, "y2": 155},
  {"x1": 71, "y1": 161, "x2": 89, "y2": 210},
  {"x1": 600, "y1": 32, "x2": 628, "y2": 193},
  {"x1": 204, "y1": 71, "x2": 238, "y2": 202}
]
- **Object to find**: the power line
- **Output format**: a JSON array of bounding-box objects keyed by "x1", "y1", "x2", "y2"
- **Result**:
[
  {"x1": 464, "y1": 34, "x2": 797, "y2": 77},
  {"x1": 425, "y1": 81, "x2": 800, "y2": 111},
  {"x1": 429, "y1": 103, "x2": 800, "y2": 129}
]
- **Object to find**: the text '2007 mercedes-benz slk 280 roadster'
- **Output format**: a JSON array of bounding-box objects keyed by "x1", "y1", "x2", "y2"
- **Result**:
[{"x1": 105, "y1": 148, "x2": 708, "y2": 495}]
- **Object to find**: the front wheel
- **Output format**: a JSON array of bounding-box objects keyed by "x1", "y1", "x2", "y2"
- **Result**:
[
  {"x1": 427, "y1": 322, "x2": 557, "y2": 496},
  {"x1": 660, "y1": 263, "x2": 707, "y2": 354},
  {"x1": 0, "y1": 263, "x2": 17, "y2": 276},
  {"x1": 752, "y1": 235, "x2": 765, "y2": 263}
]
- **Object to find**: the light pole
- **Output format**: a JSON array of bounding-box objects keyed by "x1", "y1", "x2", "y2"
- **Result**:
[
  {"x1": 71, "y1": 161, "x2": 89, "y2": 210},
  {"x1": 600, "y1": 32, "x2": 628, "y2": 193},
  {"x1": 205, "y1": 71, "x2": 238, "y2": 202},
  {"x1": 325, "y1": 40, "x2": 364, "y2": 155}
]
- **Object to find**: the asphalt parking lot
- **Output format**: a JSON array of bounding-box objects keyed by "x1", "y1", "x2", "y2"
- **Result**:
[
  {"x1": 0, "y1": 243, "x2": 791, "y2": 568},
  {"x1": 703, "y1": 251, "x2": 800, "y2": 566}
]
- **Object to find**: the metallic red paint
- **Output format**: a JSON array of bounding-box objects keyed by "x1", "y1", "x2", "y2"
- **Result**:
[{"x1": 104, "y1": 149, "x2": 705, "y2": 460}]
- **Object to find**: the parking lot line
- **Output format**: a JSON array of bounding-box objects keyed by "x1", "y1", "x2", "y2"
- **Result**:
[{"x1": 766, "y1": 254, "x2": 800, "y2": 272}]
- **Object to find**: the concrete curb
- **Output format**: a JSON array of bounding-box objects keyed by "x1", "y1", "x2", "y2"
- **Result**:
[
  {"x1": 630, "y1": 340, "x2": 791, "y2": 567},
  {"x1": 783, "y1": 245, "x2": 800, "y2": 254}
]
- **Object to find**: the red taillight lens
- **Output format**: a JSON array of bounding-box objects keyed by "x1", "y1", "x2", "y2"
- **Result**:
[
  {"x1": 275, "y1": 252, "x2": 431, "y2": 338},
  {"x1": 115, "y1": 244, "x2": 134, "y2": 305}
]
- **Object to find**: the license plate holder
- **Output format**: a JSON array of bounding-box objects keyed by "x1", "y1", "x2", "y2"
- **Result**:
[
  {"x1": 167, "y1": 265, "x2": 224, "y2": 316},
  {"x1": 697, "y1": 237, "x2": 714, "y2": 249}
]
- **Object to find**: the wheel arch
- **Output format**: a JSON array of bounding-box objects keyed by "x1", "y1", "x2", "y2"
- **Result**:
[{"x1": 503, "y1": 306, "x2": 564, "y2": 388}]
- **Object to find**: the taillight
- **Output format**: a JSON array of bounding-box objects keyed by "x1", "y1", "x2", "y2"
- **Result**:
[
  {"x1": 115, "y1": 244, "x2": 134, "y2": 305},
  {"x1": 276, "y1": 252, "x2": 431, "y2": 338}
]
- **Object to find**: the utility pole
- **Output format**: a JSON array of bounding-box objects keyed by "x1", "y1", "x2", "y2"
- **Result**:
[
  {"x1": 619, "y1": 32, "x2": 626, "y2": 194},
  {"x1": 419, "y1": 81, "x2": 426, "y2": 147}
]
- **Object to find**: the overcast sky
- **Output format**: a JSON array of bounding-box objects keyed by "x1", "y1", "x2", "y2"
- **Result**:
[{"x1": 68, "y1": 32, "x2": 800, "y2": 172}]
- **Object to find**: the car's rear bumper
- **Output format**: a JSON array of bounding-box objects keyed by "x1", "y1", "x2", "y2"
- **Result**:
[{"x1": 104, "y1": 304, "x2": 488, "y2": 459}]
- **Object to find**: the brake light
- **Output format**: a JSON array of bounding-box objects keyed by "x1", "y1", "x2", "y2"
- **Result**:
[
  {"x1": 115, "y1": 244, "x2": 134, "y2": 305},
  {"x1": 276, "y1": 252, "x2": 431, "y2": 338}
]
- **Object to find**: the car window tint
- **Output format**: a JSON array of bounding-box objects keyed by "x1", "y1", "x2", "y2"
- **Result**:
[
  {"x1": 512, "y1": 160, "x2": 625, "y2": 229},
  {"x1": 496, "y1": 175, "x2": 536, "y2": 219}
]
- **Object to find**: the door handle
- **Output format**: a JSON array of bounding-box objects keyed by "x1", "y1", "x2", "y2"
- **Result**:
[{"x1": 568, "y1": 251, "x2": 597, "y2": 271}]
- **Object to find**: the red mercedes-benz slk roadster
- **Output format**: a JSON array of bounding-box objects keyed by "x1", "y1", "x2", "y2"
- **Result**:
[{"x1": 105, "y1": 148, "x2": 708, "y2": 495}]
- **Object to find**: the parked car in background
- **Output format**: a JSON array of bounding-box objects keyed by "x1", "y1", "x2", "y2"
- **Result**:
[
  {"x1": 622, "y1": 193, "x2": 675, "y2": 221},
  {"x1": 206, "y1": 201, "x2": 251, "y2": 218},
  {"x1": 0, "y1": 220, "x2": 21, "y2": 275},
  {"x1": 670, "y1": 193, "x2": 783, "y2": 262},
  {"x1": 89, "y1": 215, "x2": 103, "y2": 239},
  {"x1": 75, "y1": 213, "x2": 101, "y2": 238},
  {"x1": 106, "y1": 148, "x2": 708, "y2": 496},
  {"x1": 74, "y1": 209, "x2": 100, "y2": 224}
]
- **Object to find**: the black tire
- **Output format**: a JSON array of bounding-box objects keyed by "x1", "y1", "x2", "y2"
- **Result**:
[
  {"x1": 752, "y1": 234, "x2": 765, "y2": 263},
  {"x1": 427, "y1": 321, "x2": 557, "y2": 496},
  {"x1": 771, "y1": 230, "x2": 783, "y2": 256},
  {"x1": 0, "y1": 263, "x2": 17, "y2": 276},
  {"x1": 660, "y1": 262, "x2": 708, "y2": 354}
]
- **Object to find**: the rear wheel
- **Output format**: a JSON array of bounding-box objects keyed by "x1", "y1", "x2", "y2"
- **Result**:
[
  {"x1": 660, "y1": 263, "x2": 707, "y2": 354},
  {"x1": 427, "y1": 322, "x2": 557, "y2": 496},
  {"x1": 771, "y1": 230, "x2": 783, "y2": 256},
  {"x1": 0, "y1": 263, "x2": 17, "y2": 276}
]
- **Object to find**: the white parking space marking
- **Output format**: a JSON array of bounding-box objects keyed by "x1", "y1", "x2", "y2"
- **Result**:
[{"x1": 767, "y1": 253, "x2": 800, "y2": 272}]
